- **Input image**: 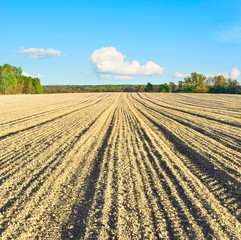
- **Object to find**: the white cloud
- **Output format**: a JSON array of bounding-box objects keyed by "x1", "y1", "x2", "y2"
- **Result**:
[
  {"x1": 230, "y1": 68, "x2": 240, "y2": 79},
  {"x1": 22, "y1": 71, "x2": 31, "y2": 77},
  {"x1": 36, "y1": 73, "x2": 43, "y2": 78},
  {"x1": 114, "y1": 75, "x2": 133, "y2": 80},
  {"x1": 99, "y1": 74, "x2": 134, "y2": 80},
  {"x1": 173, "y1": 72, "x2": 188, "y2": 78},
  {"x1": 217, "y1": 68, "x2": 240, "y2": 79},
  {"x1": 19, "y1": 47, "x2": 61, "y2": 59},
  {"x1": 90, "y1": 47, "x2": 164, "y2": 79},
  {"x1": 99, "y1": 74, "x2": 112, "y2": 79},
  {"x1": 22, "y1": 71, "x2": 43, "y2": 78}
]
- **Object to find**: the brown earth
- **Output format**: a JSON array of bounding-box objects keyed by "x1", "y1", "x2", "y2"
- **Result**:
[{"x1": 0, "y1": 93, "x2": 241, "y2": 239}]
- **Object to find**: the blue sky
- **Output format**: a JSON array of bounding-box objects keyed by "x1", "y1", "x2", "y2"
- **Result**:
[{"x1": 1, "y1": 0, "x2": 241, "y2": 85}]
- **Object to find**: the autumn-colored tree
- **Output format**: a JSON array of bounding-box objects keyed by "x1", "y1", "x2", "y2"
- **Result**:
[{"x1": 137, "y1": 85, "x2": 145, "y2": 92}]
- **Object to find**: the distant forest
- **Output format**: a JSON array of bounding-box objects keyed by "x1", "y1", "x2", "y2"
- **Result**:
[
  {"x1": 44, "y1": 72, "x2": 241, "y2": 94},
  {"x1": 0, "y1": 64, "x2": 43, "y2": 94},
  {"x1": 1, "y1": 65, "x2": 240, "y2": 94}
]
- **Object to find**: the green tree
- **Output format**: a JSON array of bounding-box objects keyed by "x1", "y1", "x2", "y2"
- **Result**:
[
  {"x1": 184, "y1": 72, "x2": 208, "y2": 93},
  {"x1": 33, "y1": 78, "x2": 43, "y2": 94},
  {"x1": 22, "y1": 76, "x2": 35, "y2": 93},
  {"x1": 160, "y1": 83, "x2": 169, "y2": 92},
  {"x1": 213, "y1": 75, "x2": 227, "y2": 93},
  {"x1": 16, "y1": 67, "x2": 23, "y2": 78},
  {"x1": 227, "y1": 78, "x2": 239, "y2": 94},
  {"x1": 184, "y1": 76, "x2": 194, "y2": 92},
  {"x1": 169, "y1": 82, "x2": 173, "y2": 92},
  {"x1": 145, "y1": 82, "x2": 153, "y2": 92},
  {"x1": 171, "y1": 82, "x2": 177, "y2": 92},
  {"x1": 0, "y1": 64, "x2": 16, "y2": 94},
  {"x1": 178, "y1": 81, "x2": 184, "y2": 92}
]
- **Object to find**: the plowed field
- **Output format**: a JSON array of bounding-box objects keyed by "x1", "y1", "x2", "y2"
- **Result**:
[{"x1": 0, "y1": 93, "x2": 241, "y2": 239}]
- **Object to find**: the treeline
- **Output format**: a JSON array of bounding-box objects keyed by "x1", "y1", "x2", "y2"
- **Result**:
[
  {"x1": 2, "y1": 66, "x2": 239, "y2": 94},
  {"x1": 44, "y1": 72, "x2": 241, "y2": 94},
  {"x1": 0, "y1": 64, "x2": 43, "y2": 94},
  {"x1": 173, "y1": 72, "x2": 240, "y2": 94},
  {"x1": 145, "y1": 72, "x2": 241, "y2": 93},
  {"x1": 43, "y1": 85, "x2": 145, "y2": 93}
]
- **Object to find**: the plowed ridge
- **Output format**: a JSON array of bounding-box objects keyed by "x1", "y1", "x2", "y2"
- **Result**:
[{"x1": 0, "y1": 93, "x2": 241, "y2": 239}]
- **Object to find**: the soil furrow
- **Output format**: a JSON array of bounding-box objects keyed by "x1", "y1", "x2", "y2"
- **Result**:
[{"x1": 1, "y1": 92, "x2": 240, "y2": 239}]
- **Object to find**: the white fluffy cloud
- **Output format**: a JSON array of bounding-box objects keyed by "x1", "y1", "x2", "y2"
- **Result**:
[
  {"x1": 19, "y1": 47, "x2": 61, "y2": 59},
  {"x1": 230, "y1": 68, "x2": 240, "y2": 79},
  {"x1": 90, "y1": 47, "x2": 164, "y2": 79},
  {"x1": 217, "y1": 68, "x2": 240, "y2": 79},
  {"x1": 114, "y1": 75, "x2": 134, "y2": 80},
  {"x1": 22, "y1": 71, "x2": 31, "y2": 77},
  {"x1": 173, "y1": 72, "x2": 188, "y2": 78},
  {"x1": 99, "y1": 74, "x2": 112, "y2": 79},
  {"x1": 99, "y1": 74, "x2": 134, "y2": 80},
  {"x1": 22, "y1": 71, "x2": 43, "y2": 78},
  {"x1": 36, "y1": 73, "x2": 43, "y2": 78}
]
